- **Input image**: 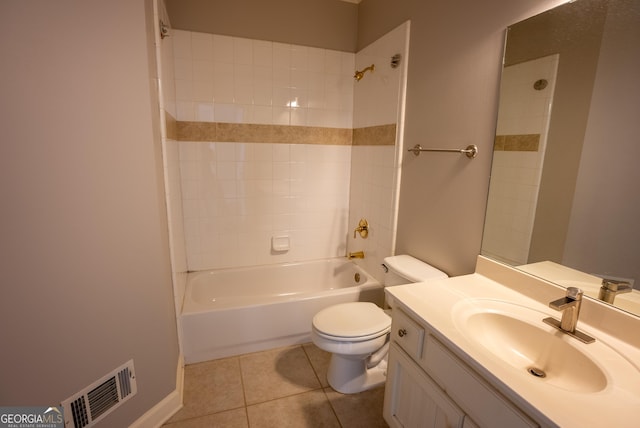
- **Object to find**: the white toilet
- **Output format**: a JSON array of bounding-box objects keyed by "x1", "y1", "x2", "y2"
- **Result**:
[{"x1": 311, "y1": 255, "x2": 447, "y2": 394}]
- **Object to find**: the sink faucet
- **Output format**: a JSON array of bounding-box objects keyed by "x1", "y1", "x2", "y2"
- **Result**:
[
  {"x1": 598, "y1": 278, "x2": 632, "y2": 304},
  {"x1": 544, "y1": 287, "x2": 595, "y2": 344},
  {"x1": 347, "y1": 251, "x2": 364, "y2": 259},
  {"x1": 549, "y1": 286, "x2": 583, "y2": 333}
]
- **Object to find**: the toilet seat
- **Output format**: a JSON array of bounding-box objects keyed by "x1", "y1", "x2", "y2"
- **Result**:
[{"x1": 313, "y1": 302, "x2": 391, "y2": 342}]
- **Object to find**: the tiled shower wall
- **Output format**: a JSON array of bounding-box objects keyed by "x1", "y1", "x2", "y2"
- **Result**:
[
  {"x1": 482, "y1": 54, "x2": 558, "y2": 265},
  {"x1": 167, "y1": 23, "x2": 409, "y2": 275},
  {"x1": 172, "y1": 30, "x2": 354, "y2": 128},
  {"x1": 173, "y1": 30, "x2": 355, "y2": 271},
  {"x1": 180, "y1": 141, "x2": 351, "y2": 270}
]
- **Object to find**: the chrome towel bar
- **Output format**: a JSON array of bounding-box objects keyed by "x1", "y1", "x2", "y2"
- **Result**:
[{"x1": 408, "y1": 144, "x2": 478, "y2": 159}]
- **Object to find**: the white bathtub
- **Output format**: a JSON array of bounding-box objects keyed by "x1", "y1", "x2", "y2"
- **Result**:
[{"x1": 180, "y1": 258, "x2": 384, "y2": 363}]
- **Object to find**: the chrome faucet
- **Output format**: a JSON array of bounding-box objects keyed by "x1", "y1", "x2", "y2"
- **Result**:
[
  {"x1": 549, "y1": 287, "x2": 583, "y2": 333},
  {"x1": 598, "y1": 278, "x2": 632, "y2": 304},
  {"x1": 543, "y1": 287, "x2": 595, "y2": 343}
]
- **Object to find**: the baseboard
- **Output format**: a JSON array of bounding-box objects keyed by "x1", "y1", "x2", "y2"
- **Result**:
[{"x1": 130, "y1": 354, "x2": 184, "y2": 428}]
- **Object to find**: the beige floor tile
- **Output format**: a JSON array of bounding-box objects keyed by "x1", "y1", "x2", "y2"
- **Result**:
[
  {"x1": 166, "y1": 357, "x2": 245, "y2": 423},
  {"x1": 302, "y1": 343, "x2": 331, "y2": 388},
  {"x1": 246, "y1": 389, "x2": 340, "y2": 428},
  {"x1": 240, "y1": 345, "x2": 321, "y2": 404},
  {"x1": 325, "y1": 386, "x2": 389, "y2": 428},
  {"x1": 163, "y1": 408, "x2": 248, "y2": 428}
]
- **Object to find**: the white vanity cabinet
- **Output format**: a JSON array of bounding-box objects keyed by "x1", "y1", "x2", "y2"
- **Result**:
[{"x1": 384, "y1": 308, "x2": 538, "y2": 428}]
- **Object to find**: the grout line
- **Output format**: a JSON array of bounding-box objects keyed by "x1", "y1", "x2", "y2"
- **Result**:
[
  {"x1": 162, "y1": 405, "x2": 247, "y2": 426},
  {"x1": 301, "y1": 343, "x2": 325, "y2": 388},
  {"x1": 237, "y1": 354, "x2": 249, "y2": 408},
  {"x1": 322, "y1": 387, "x2": 344, "y2": 428},
  {"x1": 301, "y1": 343, "x2": 344, "y2": 427}
]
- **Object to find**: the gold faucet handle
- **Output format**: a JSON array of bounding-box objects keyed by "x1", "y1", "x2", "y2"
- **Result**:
[{"x1": 353, "y1": 218, "x2": 369, "y2": 239}]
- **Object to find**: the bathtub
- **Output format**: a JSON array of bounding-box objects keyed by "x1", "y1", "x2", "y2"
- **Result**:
[{"x1": 180, "y1": 258, "x2": 384, "y2": 364}]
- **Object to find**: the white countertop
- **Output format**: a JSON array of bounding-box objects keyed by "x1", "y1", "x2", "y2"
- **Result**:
[{"x1": 386, "y1": 256, "x2": 640, "y2": 428}]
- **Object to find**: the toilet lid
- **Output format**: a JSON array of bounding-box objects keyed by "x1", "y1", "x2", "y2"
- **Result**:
[{"x1": 313, "y1": 302, "x2": 391, "y2": 339}]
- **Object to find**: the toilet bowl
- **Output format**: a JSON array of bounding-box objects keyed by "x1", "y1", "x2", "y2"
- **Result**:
[{"x1": 311, "y1": 255, "x2": 447, "y2": 394}]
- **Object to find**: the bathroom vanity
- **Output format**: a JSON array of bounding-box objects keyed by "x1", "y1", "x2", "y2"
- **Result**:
[{"x1": 383, "y1": 256, "x2": 640, "y2": 428}]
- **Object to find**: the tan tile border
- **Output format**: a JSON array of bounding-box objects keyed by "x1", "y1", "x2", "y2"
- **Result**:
[
  {"x1": 170, "y1": 118, "x2": 397, "y2": 146},
  {"x1": 165, "y1": 111, "x2": 177, "y2": 140},
  {"x1": 176, "y1": 121, "x2": 218, "y2": 142},
  {"x1": 494, "y1": 134, "x2": 540, "y2": 151},
  {"x1": 352, "y1": 124, "x2": 396, "y2": 146}
]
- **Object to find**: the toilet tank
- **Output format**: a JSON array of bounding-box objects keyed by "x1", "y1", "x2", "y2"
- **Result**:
[{"x1": 383, "y1": 255, "x2": 448, "y2": 286}]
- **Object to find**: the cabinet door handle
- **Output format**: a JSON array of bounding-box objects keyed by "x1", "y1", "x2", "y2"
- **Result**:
[{"x1": 398, "y1": 328, "x2": 407, "y2": 337}]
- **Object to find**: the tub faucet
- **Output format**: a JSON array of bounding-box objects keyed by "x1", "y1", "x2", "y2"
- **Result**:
[
  {"x1": 598, "y1": 278, "x2": 632, "y2": 304},
  {"x1": 347, "y1": 251, "x2": 364, "y2": 259},
  {"x1": 543, "y1": 287, "x2": 595, "y2": 343}
]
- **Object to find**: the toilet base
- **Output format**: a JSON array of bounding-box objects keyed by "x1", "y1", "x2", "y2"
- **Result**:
[{"x1": 326, "y1": 353, "x2": 388, "y2": 394}]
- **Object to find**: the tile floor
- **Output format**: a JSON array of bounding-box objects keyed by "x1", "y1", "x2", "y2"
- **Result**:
[{"x1": 163, "y1": 343, "x2": 389, "y2": 428}]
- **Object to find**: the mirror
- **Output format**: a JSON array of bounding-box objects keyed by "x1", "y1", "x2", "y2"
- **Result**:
[{"x1": 482, "y1": 0, "x2": 640, "y2": 315}]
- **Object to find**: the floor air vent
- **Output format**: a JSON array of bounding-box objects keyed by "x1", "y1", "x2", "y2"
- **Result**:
[{"x1": 61, "y1": 359, "x2": 137, "y2": 428}]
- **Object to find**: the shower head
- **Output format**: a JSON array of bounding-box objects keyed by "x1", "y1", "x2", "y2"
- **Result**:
[{"x1": 354, "y1": 64, "x2": 375, "y2": 81}]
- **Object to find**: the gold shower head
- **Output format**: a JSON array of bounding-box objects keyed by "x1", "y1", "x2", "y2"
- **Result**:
[{"x1": 354, "y1": 64, "x2": 375, "y2": 81}]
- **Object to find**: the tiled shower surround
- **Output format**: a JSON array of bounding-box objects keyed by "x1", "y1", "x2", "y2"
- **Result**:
[
  {"x1": 172, "y1": 30, "x2": 355, "y2": 128},
  {"x1": 180, "y1": 141, "x2": 352, "y2": 270},
  {"x1": 167, "y1": 24, "x2": 409, "y2": 273}
]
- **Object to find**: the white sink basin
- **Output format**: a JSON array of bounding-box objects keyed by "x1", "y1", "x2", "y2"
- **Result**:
[{"x1": 452, "y1": 299, "x2": 636, "y2": 394}]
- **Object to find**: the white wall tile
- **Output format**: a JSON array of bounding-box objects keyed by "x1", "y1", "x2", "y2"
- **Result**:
[
  {"x1": 253, "y1": 40, "x2": 273, "y2": 67},
  {"x1": 233, "y1": 38, "x2": 253, "y2": 65},
  {"x1": 174, "y1": 30, "x2": 354, "y2": 129},
  {"x1": 172, "y1": 30, "x2": 192, "y2": 59},
  {"x1": 191, "y1": 32, "x2": 213, "y2": 61},
  {"x1": 195, "y1": 102, "x2": 214, "y2": 122},
  {"x1": 171, "y1": 27, "x2": 409, "y2": 272},
  {"x1": 213, "y1": 35, "x2": 234, "y2": 63},
  {"x1": 253, "y1": 105, "x2": 273, "y2": 124},
  {"x1": 179, "y1": 141, "x2": 352, "y2": 270}
]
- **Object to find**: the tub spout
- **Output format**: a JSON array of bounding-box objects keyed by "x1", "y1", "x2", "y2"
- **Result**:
[{"x1": 347, "y1": 251, "x2": 364, "y2": 259}]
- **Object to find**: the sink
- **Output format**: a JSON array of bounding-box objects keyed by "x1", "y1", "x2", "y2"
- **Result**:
[{"x1": 453, "y1": 299, "x2": 608, "y2": 393}]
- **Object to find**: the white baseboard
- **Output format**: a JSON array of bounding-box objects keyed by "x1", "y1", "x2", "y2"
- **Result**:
[{"x1": 130, "y1": 354, "x2": 184, "y2": 428}]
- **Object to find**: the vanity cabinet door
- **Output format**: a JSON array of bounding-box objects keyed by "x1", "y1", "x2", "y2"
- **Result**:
[
  {"x1": 384, "y1": 343, "x2": 465, "y2": 428},
  {"x1": 423, "y1": 337, "x2": 538, "y2": 428}
]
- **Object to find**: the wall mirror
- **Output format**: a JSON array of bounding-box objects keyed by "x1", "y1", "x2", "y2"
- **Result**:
[{"x1": 481, "y1": 0, "x2": 640, "y2": 315}]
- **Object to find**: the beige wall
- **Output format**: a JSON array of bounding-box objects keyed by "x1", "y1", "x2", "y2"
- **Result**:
[
  {"x1": 165, "y1": 0, "x2": 358, "y2": 52},
  {"x1": 0, "y1": 0, "x2": 179, "y2": 425},
  {"x1": 358, "y1": 0, "x2": 566, "y2": 276}
]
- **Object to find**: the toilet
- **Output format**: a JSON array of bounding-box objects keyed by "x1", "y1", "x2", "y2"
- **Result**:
[{"x1": 311, "y1": 255, "x2": 447, "y2": 394}]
